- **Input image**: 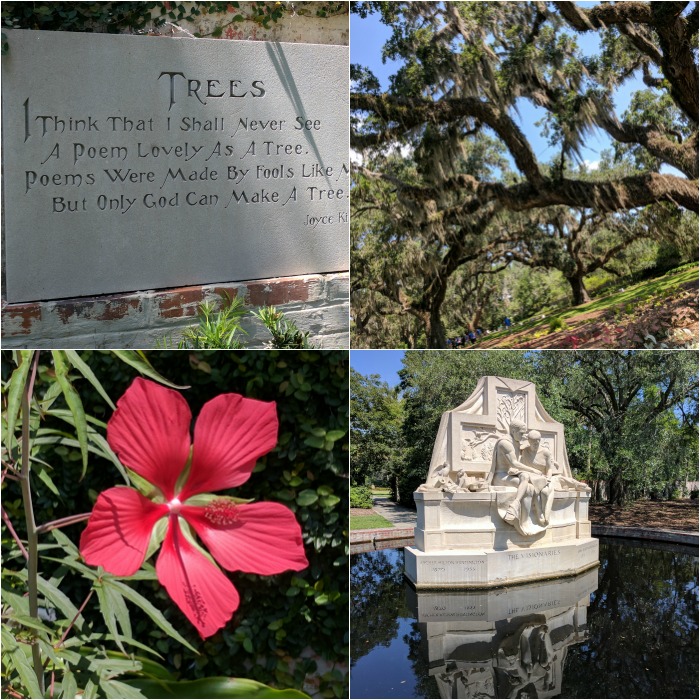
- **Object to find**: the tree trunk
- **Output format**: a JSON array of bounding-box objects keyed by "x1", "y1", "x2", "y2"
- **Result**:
[
  {"x1": 608, "y1": 472, "x2": 626, "y2": 506},
  {"x1": 567, "y1": 273, "x2": 592, "y2": 306},
  {"x1": 425, "y1": 309, "x2": 447, "y2": 348}
]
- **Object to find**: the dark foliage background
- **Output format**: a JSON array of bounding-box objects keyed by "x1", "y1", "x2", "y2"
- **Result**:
[{"x1": 1, "y1": 350, "x2": 349, "y2": 697}]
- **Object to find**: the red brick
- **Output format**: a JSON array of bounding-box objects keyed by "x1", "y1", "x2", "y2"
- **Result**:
[
  {"x1": 246, "y1": 278, "x2": 310, "y2": 307},
  {"x1": 157, "y1": 286, "x2": 205, "y2": 319},
  {"x1": 2, "y1": 303, "x2": 41, "y2": 335}
]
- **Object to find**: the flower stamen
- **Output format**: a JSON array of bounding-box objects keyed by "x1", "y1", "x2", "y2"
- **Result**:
[{"x1": 204, "y1": 498, "x2": 240, "y2": 526}]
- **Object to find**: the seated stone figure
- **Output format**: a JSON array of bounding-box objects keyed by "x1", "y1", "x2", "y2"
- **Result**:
[
  {"x1": 488, "y1": 420, "x2": 555, "y2": 536},
  {"x1": 523, "y1": 430, "x2": 590, "y2": 493}
]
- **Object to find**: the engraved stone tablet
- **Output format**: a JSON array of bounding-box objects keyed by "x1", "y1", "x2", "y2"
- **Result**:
[{"x1": 2, "y1": 30, "x2": 349, "y2": 302}]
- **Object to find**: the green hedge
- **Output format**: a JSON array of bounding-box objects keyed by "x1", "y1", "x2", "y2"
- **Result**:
[{"x1": 350, "y1": 486, "x2": 373, "y2": 509}]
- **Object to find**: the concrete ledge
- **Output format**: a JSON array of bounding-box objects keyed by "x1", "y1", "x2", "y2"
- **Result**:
[
  {"x1": 349, "y1": 527, "x2": 414, "y2": 544},
  {"x1": 592, "y1": 524, "x2": 698, "y2": 546}
]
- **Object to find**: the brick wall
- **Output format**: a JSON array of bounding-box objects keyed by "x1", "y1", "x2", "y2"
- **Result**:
[
  {"x1": 2, "y1": 272, "x2": 349, "y2": 348},
  {"x1": 1, "y1": 2, "x2": 349, "y2": 349}
]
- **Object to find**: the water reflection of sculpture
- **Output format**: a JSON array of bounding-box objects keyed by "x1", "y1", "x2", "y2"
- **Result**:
[{"x1": 408, "y1": 568, "x2": 598, "y2": 699}]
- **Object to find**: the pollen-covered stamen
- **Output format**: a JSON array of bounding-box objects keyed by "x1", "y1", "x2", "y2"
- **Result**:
[
  {"x1": 204, "y1": 498, "x2": 240, "y2": 526},
  {"x1": 168, "y1": 497, "x2": 182, "y2": 515}
]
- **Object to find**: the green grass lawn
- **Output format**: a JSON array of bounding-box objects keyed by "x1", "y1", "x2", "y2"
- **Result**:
[
  {"x1": 480, "y1": 263, "x2": 698, "y2": 346},
  {"x1": 350, "y1": 513, "x2": 395, "y2": 530},
  {"x1": 371, "y1": 487, "x2": 391, "y2": 496}
]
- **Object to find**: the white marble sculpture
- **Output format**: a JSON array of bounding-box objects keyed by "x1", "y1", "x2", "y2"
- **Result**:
[{"x1": 406, "y1": 377, "x2": 599, "y2": 588}]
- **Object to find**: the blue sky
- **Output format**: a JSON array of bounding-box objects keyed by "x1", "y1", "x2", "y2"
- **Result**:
[
  {"x1": 350, "y1": 3, "x2": 645, "y2": 169},
  {"x1": 351, "y1": 349, "x2": 406, "y2": 387}
]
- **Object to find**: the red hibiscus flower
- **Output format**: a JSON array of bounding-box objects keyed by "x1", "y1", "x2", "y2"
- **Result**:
[{"x1": 79, "y1": 378, "x2": 309, "y2": 638}]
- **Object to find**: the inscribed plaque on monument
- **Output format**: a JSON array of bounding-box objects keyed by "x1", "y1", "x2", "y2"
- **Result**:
[{"x1": 1, "y1": 29, "x2": 349, "y2": 302}]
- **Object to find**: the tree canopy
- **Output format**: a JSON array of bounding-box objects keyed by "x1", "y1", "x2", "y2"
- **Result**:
[{"x1": 351, "y1": 1, "x2": 699, "y2": 347}]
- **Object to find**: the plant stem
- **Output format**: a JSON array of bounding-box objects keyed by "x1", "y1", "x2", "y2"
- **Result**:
[
  {"x1": 0, "y1": 506, "x2": 28, "y2": 560},
  {"x1": 55, "y1": 589, "x2": 94, "y2": 648},
  {"x1": 36, "y1": 512, "x2": 91, "y2": 535},
  {"x1": 19, "y1": 352, "x2": 44, "y2": 696}
]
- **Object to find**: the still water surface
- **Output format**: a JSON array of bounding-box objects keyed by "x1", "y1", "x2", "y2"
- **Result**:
[{"x1": 350, "y1": 538, "x2": 698, "y2": 699}]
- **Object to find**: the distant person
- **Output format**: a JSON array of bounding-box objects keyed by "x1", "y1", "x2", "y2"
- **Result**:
[
  {"x1": 504, "y1": 317, "x2": 512, "y2": 332},
  {"x1": 468, "y1": 330, "x2": 476, "y2": 344}
]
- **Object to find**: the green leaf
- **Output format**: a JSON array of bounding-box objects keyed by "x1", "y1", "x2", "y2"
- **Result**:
[
  {"x1": 296, "y1": 489, "x2": 318, "y2": 506},
  {"x1": 101, "y1": 678, "x2": 148, "y2": 699},
  {"x1": 9, "y1": 614, "x2": 53, "y2": 634},
  {"x1": 107, "y1": 580, "x2": 198, "y2": 653},
  {"x1": 325, "y1": 429, "x2": 347, "y2": 442},
  {"x1": 96, "y1": 582, "x2": 130, "y2": 654},
  {"x1": 64, "y1": 350, "x2": 116, "y2": 409},
  {"x1": 30, "y1": 457, "x2": 61, "y2": 496},
  {"x1": 1, "y1": 627, "x2": 43, "y2": 699},
  {"x1": 302, "y1": 436, "x2": 325, "y2": 449},
  {"x1": 124, "y1": 677, "x2": 309, "y2": 699},
  {"x1": 51, "y1": 350, "x2": 89, "y2": 476},
  {"x1": 111, "y1": 351, "x2": 189, "y2": 389},
  {"x1": 5, "y1": 350, "x2": 33, "y2": 449},
  {"x1": 61, "y1": 669, "x2": 78, "y2": 698}
]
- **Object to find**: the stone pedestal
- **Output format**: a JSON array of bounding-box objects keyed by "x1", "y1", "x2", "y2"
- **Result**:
[{"x1": 406, "y1": 488, "x2": 598, "y2": 589}]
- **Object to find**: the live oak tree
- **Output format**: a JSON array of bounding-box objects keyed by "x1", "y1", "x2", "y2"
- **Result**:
[
  {"x1": 352, "y1": 1, "x2": 697, "y2": 210},
  {"x1": 533, "y1": 350, "x2": 699, "y2": 505},
  {"x1": 352, "y1": 136, "x2": 522, "y2": 347},
  {"x1": 351, "y1": 1, "x2": 698, "y2": 345},
  {"x1": 350, "y1": 369, "x2": 404, "y2": 498}
]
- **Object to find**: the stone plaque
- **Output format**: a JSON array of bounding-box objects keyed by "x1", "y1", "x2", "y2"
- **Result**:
[{"x1": 2, "y1": 30, "x2": 349, "y2": 302}]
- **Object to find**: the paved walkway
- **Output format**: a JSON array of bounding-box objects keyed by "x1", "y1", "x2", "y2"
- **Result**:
[{"x1": 371, "y1": 496, "x2": 417, "y2": 526}]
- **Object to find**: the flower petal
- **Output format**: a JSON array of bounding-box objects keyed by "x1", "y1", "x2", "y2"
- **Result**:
[
  {"x1": 80, "y1": 487, "x2": 168, "y2": 576},
  {"x1": 156, "y1": 516, "x2": 239, "y2": 639},
  {"x1": 182, "y1": 501, "x2": 309, "y2": 575},
  {"x1": 107, "y1": 378, "x2": 192, "y2": 500},
  {"x1": 179, "y1": 394, "x2": 278, "y2": 499}
]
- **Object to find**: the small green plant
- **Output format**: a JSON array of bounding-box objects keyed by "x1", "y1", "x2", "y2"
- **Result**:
[
  {"x1": 252, "y1": 305, "x2": 314, "y2": 349},
  {"x1": 548, "y1": 317, "x2": 569, "y2": 333},
  {"x1": 178, "y1": 292, "x2": 247, "y2": 348},
  {"x1": 160, "y1": 297, "x2": 318, "y2": 349}
]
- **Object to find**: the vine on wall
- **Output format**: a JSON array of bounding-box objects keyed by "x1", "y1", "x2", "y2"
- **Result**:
[{"x1": 1, "y1": 1, "x2": 348, "y2": 38}]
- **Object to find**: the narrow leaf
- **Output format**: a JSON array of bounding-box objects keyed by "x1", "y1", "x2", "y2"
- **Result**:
[
  {"x1": 111, "y1": 351, "x2": 189, "y2": 389},
  {"x1": 96, "y1": 582, "x2": 127, "y2": 654},
  {"x1": 107, "y1": 580, "x2": 197, "y2": 653},
  {"x1": 5, "y1": 350, "x2": 33, "y2": 449},
  {"x1": 124, "y1": 677, "x2": 309, "y2": 699},
  {"x1": 64, "y1": 350, "x2": 116, "y2": 409},
  {"x1": 51, "y1": 351, "x2": 89, "y2": 476}
]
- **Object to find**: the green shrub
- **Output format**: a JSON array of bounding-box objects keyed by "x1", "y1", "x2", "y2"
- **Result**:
[
  {"x1": 548, "y1": 317, "x2": 569, "y2": 333},
  {"x1": 350, "y1": 486, "x2": 373, "y2": 509}
]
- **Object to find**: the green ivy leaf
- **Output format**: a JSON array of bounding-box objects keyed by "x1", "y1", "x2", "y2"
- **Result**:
[{"x1": 296, "y1": 490, "x2": 318, "y2": 506}]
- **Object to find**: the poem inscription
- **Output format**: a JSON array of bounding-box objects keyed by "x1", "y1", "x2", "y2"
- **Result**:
[{"x1": 2, "y1": 30, "x2": 349, "y2": 302}]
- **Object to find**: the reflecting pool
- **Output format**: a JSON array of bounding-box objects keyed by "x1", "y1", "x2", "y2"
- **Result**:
[{"x1": 350, "y1": 538, "x2": 698, "y2": 699}]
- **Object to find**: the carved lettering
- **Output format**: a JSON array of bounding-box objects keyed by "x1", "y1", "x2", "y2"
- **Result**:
[{"x1": 3, "y1": 31, "x2": 348, "y2": 302}]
